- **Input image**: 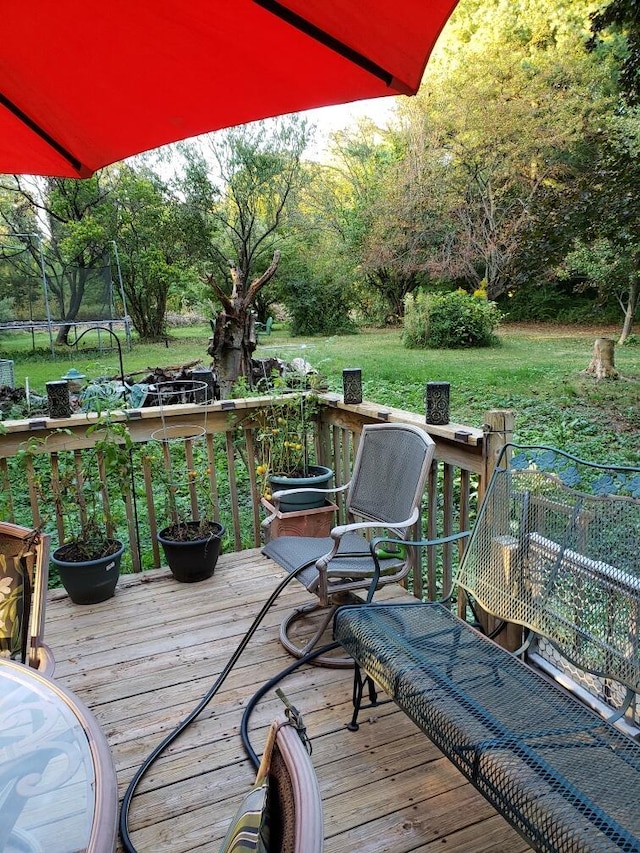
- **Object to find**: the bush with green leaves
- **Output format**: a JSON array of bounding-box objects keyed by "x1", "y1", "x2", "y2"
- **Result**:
[
  {"x1": 284, "y1": 278, "x2": 357, "y2": 336},
  {"x1": 497, "y1": 282, "x2": 618, "y2": 324},
  {"x1": 0, "y1": 296, "x2": 15, "y2": 324},
  {"x1": 403, "y1": 290, "x2": 502, "y2": 349}
]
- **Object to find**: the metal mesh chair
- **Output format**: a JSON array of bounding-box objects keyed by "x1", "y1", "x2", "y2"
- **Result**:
[{"x1": 262, "y1": 423, "x2": 434, "y2": 665}]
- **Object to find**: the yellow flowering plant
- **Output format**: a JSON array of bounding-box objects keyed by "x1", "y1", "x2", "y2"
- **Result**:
[{"x1": 253, "y1": 391, "x2": 321, "y2": 502}]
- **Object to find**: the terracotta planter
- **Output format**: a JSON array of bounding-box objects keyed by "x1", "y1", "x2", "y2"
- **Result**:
[
  {"x1": 157, "y1": 521, "x2": 224, "y2": 583},
  {"x1": 261, "y1": 497, "x2": 338, "y2": 541},
  {"x1": 267, "y1": 465, "x2": 333, "y2": 512},
  {"x1": 51, "y1": 540, "x2": 124, "y2": 604}
]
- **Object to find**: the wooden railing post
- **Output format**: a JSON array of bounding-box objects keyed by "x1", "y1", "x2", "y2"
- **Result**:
[
  {"x1": 476, "y1": 408, "x2": 521, "y2": 649},
  {"x1": 480, "y1": 409, "x2": 515, "y2": 501}
]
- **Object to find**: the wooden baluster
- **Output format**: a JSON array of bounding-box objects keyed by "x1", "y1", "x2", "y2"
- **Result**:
[
  {"x1": 226, "y1": 431, "x2": 241, "y2": 551},
  {"x1": 0, "y1": 458, "x2": 15, "y2": 521},
  {"x1": 50, "y1": 453, "x2": 65, "y2": 544},
  {"x1": 142, "y1": 453, "x2": 161, "y2": 568}
]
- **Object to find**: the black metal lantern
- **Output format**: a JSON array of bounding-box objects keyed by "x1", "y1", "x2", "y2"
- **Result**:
[
  {"x1": 425, "y1": 381, "x2": 450, "y2": 425},
  {"x1": 191, "y1": 367, "x2": 216, "y2": 403},
  {"x1": 46, "y1": 380, "x2": 71, "y2": 419},
  {"x1": 342, "y1": 368, "x2": 362, "y2": 404}
]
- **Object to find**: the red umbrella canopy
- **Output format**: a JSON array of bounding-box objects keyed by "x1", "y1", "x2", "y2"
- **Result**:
[{"x1": 0, "y1": 0, "x2": 458, "y2": 178}]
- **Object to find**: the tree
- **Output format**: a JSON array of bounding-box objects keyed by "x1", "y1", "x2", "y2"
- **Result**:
[
  {"x1": 388, "y1": 0, "x2": 617, "y2": 301},
  {"x1": 324, "y1": 121, "x2": 422, "y2": 323},
  {"x1": 0, "y1": 164, "x2": 210, "y2": 343},
  {"x1": 589, "y1": 0, "x2": 640, "y2": 102},
  {"x1": 0, "y1": 175, "x2": 115, "y2": 344},
  {"x1": 558, "y1": 112, "x2": 640, "y2": 342},
  {"x1": 111, "y1": 166, "x2": 200, "y2": 341},
  {"x1": 0, "y1": 189, "x2": 42, "y2": 323},
  {"x1": 271, "y1": 158, "x2": 361, "y2": 333},
  {"x1": 178, "y1": 117, "x2": 311, "y2": 396}
]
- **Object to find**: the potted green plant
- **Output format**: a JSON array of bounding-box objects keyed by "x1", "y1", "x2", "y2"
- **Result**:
[
  {"x1": 149, "y1": 438, "x2": 225, "y2": 583},
  {"x1": 39, "y1": 414, "x2": 133, "y2": 604},
  {"x1": 253, "y1": 390, "x2": 333, "y2": 512}
]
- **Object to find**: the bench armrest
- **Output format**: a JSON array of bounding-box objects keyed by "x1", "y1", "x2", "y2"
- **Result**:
[{"x1": 365, "y1": 531, "x2": 471, "y2": 602}]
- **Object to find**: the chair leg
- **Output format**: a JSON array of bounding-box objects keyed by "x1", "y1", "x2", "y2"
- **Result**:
[
  {"x1": 347, "y1": 664, "x2": 378, "y2": 731},
  {"x1": 279, "y1": 602, "x2": 355, "y2": 668}
]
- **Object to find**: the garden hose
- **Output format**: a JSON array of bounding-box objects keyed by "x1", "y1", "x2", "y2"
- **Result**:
[
  {"x1": 240, "y1": 641, "x2": 340, "y2": 768},
  {"x1": 118, "y1": 562, "x2": 321, "y2": 853}
]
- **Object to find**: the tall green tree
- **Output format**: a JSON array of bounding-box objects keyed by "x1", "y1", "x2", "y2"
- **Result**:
[
  {"x1": 0, "y1": 175, "x2": 115, "y2": 344},
  {"x1": 386, "y1": 0, "x2": 615, "y2": 301},
  {"x1": 589, "y1": 0, "x2": 640, "y2": 101},
  {"x1": 324, "y1": 120, "x2": 421, "y2": 323},
  {"x1": 0, "y1": 185, "x2": 43, "y2": 323},
  {"x1": 111, "y1": 166, "x2": 199, "y2": 341},
  {"x1": 559, "y1": 111, "x2": 640, "y2": 342},
  {"x1": 178, "y1": 117, "x2": 311, "y2": 395}
]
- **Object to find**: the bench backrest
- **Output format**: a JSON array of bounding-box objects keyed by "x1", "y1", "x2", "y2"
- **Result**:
[{"x1": 456, "y1": 445, "x2": 640, "y2": 695}]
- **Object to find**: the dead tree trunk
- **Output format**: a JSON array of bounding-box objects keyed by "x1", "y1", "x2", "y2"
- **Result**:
[
  {"x1": 583, "y1": 338, "x2": 619, "y2": 380},
  {"x1": 206, "y1": 251, "x2": 280, "y2": 398},
  {"x1": 207, "y1": 306, "x2": 257, "y2": 398}
]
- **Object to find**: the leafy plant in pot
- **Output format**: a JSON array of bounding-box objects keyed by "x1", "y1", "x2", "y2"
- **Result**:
[
  {"x1": 32, "y1": 414, "x2": 134, "y2": 604},
  {"x1": 253, "y1": 388, "x2": 333, "y2": 512},
  {"x1": 149, "y1": 435, "x2": 225, "y2": 583}
]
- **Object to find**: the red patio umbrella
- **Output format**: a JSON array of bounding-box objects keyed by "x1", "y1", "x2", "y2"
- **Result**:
[{"x1": 0, "y1": 0, "x2": 459, "y2": 178}]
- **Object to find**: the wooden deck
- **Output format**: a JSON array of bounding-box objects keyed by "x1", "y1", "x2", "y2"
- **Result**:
[{"x1": 44, "y1": 549, "x2": 533, "y2": 853}]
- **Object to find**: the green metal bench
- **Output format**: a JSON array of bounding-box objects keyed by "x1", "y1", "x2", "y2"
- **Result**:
[{"x1": 334, "y1": 445, "x2": 640, "y2": 853}]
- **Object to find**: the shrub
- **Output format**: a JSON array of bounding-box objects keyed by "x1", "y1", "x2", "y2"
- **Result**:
[
  {"x1": 403, "y1": 290, "x2": 502, "y2": 349},
  {"x1": 496, "y1": 282, "x2": 619, "y2": 324},
  {"x1": 0, "y1": 296, "x2": 15, "y2": 324},
  {"x1": 285, "y1": 279, "x2": 357, "y2": 336},
  {"x1": 402, "y1": 290, "x2": 431, "y2": 348}
]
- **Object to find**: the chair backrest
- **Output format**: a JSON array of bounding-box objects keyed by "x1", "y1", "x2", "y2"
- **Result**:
[
  {"x1": 220, "y1": 713, "x2": 323, "y2": 852},
  {"x1": 0, "y1": 523, "x2": 50, "y2": 670},
  {"x1": 456, "y1": 445, "x2": 640, "y2": 694},
  {"x1": 346, "y1": 423, "x2": 435, "y2": 535}
]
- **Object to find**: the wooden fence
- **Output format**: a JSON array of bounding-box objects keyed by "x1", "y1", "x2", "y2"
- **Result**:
[{"x1": 0, "y1": 394, "x2": 513, "y2": 601}]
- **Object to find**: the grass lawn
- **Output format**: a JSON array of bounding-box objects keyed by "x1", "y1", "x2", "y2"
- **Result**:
[{"x1": 2, "y1": 321, "x2": 639, "y2": 464}]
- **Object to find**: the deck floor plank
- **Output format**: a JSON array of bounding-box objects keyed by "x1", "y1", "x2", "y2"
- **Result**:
[{"x1": 43, "y1": 548, "x2": 532, "y2": 852}]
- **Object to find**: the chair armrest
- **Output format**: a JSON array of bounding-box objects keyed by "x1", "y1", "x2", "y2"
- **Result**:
[
  {"x1": 365, "y1": 531, "x2": 471, "y2": 602},
  {"x1": 313, "y1": 509, "x2": 421, "y2": 577},
  {"x1": 271, "y1": 482, "x2": 350, "y2": 507},
  {"x1": 329, "y1": 508, "x2": 419, "y2": 542}
]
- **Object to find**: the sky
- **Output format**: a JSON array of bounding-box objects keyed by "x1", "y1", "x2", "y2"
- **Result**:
[
  {"x1": 298, "y1": 95, "x2": 400, "y2": 157},
  {"x1": 144, "y1": 94, "x2": 403, "y2": 178}
]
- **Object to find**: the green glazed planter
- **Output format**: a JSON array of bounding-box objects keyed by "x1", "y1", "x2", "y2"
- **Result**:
[{"x1": 268, "y1": 465, "x2": 333, "y2": 512}]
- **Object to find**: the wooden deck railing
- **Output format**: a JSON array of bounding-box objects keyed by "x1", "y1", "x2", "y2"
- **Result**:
[{"x1": 0, "y1": 394, "x2": 513, "y2": 600}]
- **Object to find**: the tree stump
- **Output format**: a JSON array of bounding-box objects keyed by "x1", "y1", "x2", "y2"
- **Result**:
[{"x1": 583, "y1": 338, "x2": 619, "y2": 380}]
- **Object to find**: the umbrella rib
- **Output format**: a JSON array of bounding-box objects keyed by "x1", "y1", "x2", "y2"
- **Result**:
[
  {"x1": 0, "y1": 91, "x2": 87, "y2": 176},
  {"x1": 253, "y1": 0, "x2": 410, "y2": 92}
]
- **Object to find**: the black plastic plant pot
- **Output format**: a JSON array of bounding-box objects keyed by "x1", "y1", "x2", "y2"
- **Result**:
[
  {"x1": 51, "y1": 540, "x2": 124, "y2": 604},
  {"x1": 157, "y1": 521, "x2": 225, "y2": 583}
]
